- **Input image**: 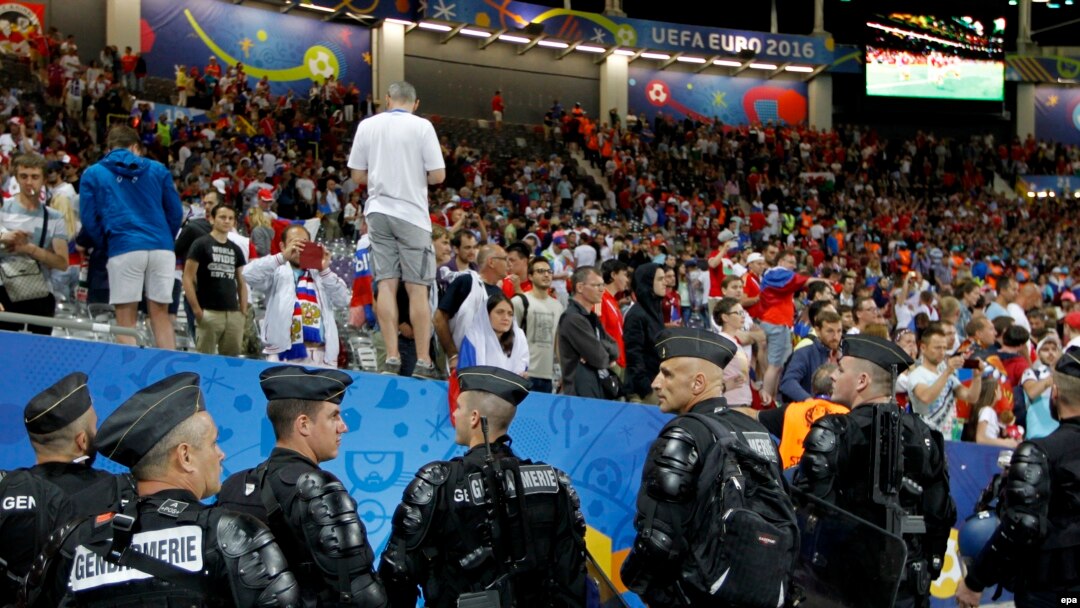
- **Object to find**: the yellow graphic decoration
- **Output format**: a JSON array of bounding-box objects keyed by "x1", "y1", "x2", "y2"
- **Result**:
[
  {"x1": 529, "y1": 8, "x2": 637, "y2": 47},
  {"x1": 183, "y1": 9, "x2": 341, "y2": 83}
]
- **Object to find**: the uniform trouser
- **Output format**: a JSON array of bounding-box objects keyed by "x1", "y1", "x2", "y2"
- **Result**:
[{"x1": 196, "y1": 309, "x2": 245, "y2": 356}]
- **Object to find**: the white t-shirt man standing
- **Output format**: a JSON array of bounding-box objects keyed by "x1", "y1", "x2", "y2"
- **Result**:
[{"x1": 347, "y1": 80, "x2": 445, "y2": 379}]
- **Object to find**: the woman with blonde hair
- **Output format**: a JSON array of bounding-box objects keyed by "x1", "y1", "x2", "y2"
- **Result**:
[
  {"x1": 49, "y1": 194, "x2": 81, "y2": 300},
  {"x1": 247, "y1": 205, "x2": 274, "y2": 258}
]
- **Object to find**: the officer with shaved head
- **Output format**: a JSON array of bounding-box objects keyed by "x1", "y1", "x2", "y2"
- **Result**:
[{"x1": 622, "y1": 328, "x2": 787, "y2": 606}]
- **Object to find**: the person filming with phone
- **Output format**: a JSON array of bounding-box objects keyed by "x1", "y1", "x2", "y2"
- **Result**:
[
  {"x1": 243, "y1": 224, "x2": 350, "y2": 368},
  {"x1": 899, "y1": 322, "x2": 982, "y2": 439}
]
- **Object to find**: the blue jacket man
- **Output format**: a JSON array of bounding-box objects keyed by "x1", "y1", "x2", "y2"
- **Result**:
[
  {"x1": 79, "y1": 125, "x2": 183, "y2": 348},
  {"x1": 779, "y1": 311, "x2": 842, "y2": 404}
]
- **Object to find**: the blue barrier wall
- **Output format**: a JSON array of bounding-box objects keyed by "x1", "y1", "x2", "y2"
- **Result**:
[{"x1": 0, "y1": 333, "x2": 1007, "y2": 606}]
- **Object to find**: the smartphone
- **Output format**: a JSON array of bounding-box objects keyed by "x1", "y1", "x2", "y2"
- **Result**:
[
  {"x1": 299, "y1": 242, "x2": 325, "y2": 270},
  {"x1": 963, "y1": 359, "x2": 981, "y2": 370}
]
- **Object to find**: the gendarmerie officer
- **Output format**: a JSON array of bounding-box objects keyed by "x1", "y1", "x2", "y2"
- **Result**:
[
  {"x1": 795, "y1": 335, "x2": 956, "y2": 608},
  {"x1": 216, "y1": 366, "x2": 387, "y2": 607},
  {"x1": 955, "y1": 346, "x2": 1080, "y2": 607},
  {"x1": 22, "y1": 372, "x2": 300, "y2": 608},
  {"x1": 378, "y1": 365, "x2": 587, "y2": 607},
  {"x1": 0, "y1": 469, "x2": 72, "y2": 605},
  {"x1": 620, "y1": 328, "x2": 788, "y2": 607},
  {"x1": 23, "y1": 372, "x2": 135, "y2": 515}
]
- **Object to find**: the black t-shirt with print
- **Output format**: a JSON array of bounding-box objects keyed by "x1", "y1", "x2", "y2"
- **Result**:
[{"x1": 188, "y1": 234, "x2": 246, "y2": 311}]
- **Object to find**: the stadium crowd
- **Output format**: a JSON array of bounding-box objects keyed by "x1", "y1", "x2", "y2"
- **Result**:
[{"x1": 3, "y1": 29, "x2": 1080, "y2": 448}]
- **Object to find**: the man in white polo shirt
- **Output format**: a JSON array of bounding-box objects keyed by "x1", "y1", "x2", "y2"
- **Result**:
[{"x1": 348, "y1": 81, "x2": 445, "y2": 378}]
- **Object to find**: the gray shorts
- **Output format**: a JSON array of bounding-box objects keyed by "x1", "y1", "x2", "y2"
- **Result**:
[
  {"x1": 760, "y1": 321, "x2": 793, "y2": 367},
  {"x1": 366, "y1": 212, "x2": 435, "y2": 285},
  {"x1": 107, "y1": 249, "x2": 176, "y2": 305}
]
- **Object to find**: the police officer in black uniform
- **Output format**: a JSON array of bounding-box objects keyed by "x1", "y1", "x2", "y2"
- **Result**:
[
  {"x1": 621, "y1": 328, "x2": 788, "y2": 607},
  {"x1": 216, "y1": 366, "x2": 387, "y2": 607},
  {"x1": 0, "y1": 469, "x2": 72, "y2": 606},
  {"x1": 378, "y1": 365, "x2": 587, "y2": 607},
  {"x1": 23, "y1": 372, "x2": 135, "y2": 516},
  {"x1": 955, "y1": 346, "x2": 1080, "y2": 607},
  {"x1": 796, "y1": 335, "x2": 956, "y2": 608},
  {"x1": 22, "y1": 372, "x2": 301, "y2": 608}
]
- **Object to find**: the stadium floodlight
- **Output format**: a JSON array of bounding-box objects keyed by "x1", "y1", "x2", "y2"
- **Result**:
[
  {"x1": 498, "y1": 34, "x2": 531, "y2": 43},
  {"x1": 1027, "y1": 192, "x2": 1035, "y2": 197},
  {"x1": 384, "y1": 17, "x2": 414, "y2": 26},
  {"x1": 575, "y1": 45, "x2": 606, "y2": 53},
  {"x1": 614, "y1": 48, "x2": 637, "y2": 56},
  {"x1": 641, "y1": 52, "x2": 671, "y2": 60},
  {"x1": 418, "y1": 21, "x2": 453, "y2": 31},
  {"x1": 676, "y1": 56, "x2": 707, "y2": 64},
  {"x1": 785, "y1": 65, "x2": 815, "y2": 73},
  {"x1": 459, "y1": 28, "x2": 492, "y2": 37},
  {"x1": 749, "y1": 62, "x2": 778, "y2": 70},
  {"x1": 538, "y1": 40, "x2": 570, "y2": 49},
  {"x1": 714, "y1": 59, "x2": 743, "y2": 67}
]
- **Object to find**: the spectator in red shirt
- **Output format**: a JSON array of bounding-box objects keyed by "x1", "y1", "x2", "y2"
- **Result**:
[
  {"x1": 758, "y1": 250, "x2": 826, "y2": 405},
  {"x1": 491, "y1": 90, "x2": 504, "y2": 130},
  {"x1": 600, "y1": 258, "x2": 629, "y2": 372},
  {"x1": 205, "y1": 56, "x2": 222, "y2": 79},
  {"x1": 999, "y1": 325, "x2": 1032, "y2": 428},
  {"x1": 501, "y1": 241, "x2": 532, "y2": 297},
  {"x1": 742, "y1": 251, "x2": 767, "y2": 320},
  {"x1": 706, "y1": 228, "x2": 738, "y2": 321},
  {"x1": 120, "y1": 46, "x2": 137, "y2": 91}
]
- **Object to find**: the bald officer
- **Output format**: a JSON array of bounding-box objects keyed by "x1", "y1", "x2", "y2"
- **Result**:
[
  {"x1": 23, "y1": 372, "x2": 135, "y2": 515},
  {"x1": 620, "y1": 328, "x2": 788, "y2": 607},
  {"x1": 795, "y1": 335, "x2": 956, "y2": 608},
  {"x1": 23, "y1": 372, "x2": 300, "y2": 608},
  {"x1": 378, "y1": 366, "x2": 587, "y2": 607},
  {"x1": 216, "y1": 366, "x2": 387, "y2": 608}
]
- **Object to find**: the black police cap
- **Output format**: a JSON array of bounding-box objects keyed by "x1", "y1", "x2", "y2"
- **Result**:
[
  {"x1": 259, "y1": 365, "x2": 353, "y2": 404},
  {"x1": 1055, "y1": 346, "x2": 1080, "y2": 379},
  {"x1": 840, "y1": 334, "x2": 914, "y2": 373},
  {"x1": 457, "y1": 366, "x2": 529, "y2": 407},
  {"x1": 24, "y1": 372, "x2": 93, "y2": 435},
  {"x1": 655, "y1": 328, "x2": 737, "y2": 370},
  {"x1": 97, "y1": 372, "x2": 206, "y2": 468}
]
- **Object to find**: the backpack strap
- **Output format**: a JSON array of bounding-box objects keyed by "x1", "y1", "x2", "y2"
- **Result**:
[{"x1": 514, "y1": 293, "x2": 530, "y2": 333}]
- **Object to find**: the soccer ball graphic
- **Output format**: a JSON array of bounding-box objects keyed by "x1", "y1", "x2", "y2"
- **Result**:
[
  {"x1": 304, "y1": 46, "x2": 339, "y2": 81},
  {"x1": 615, "y1": 24, "x2": 636, "y2": 46},
  {"x1": 646, "y1": 80, "x2": 669, "y2": 106}
]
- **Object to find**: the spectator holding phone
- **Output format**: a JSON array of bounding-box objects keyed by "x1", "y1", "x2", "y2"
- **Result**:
[
  {"x1": 899, "y1": 323, "x2": 982, "y2": 439},
  {"x1": 242, "y1": 225, "x2": 349, "y2": 368}
]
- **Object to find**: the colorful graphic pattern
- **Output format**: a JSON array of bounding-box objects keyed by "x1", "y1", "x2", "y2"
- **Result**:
[
  {"x1": 140, "y1": 0, "x2": 372, "y2": 96},
  {"x1": 629, "y1": 66, "x2": 808, "y2": 127},
  {"x1": 0, "y1": 333, "x2": 1012, "y2": 606}
]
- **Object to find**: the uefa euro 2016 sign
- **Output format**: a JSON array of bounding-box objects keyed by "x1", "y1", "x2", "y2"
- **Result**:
[{"x1": 447, "y1": 0, "x2": 835, "y2": 64}]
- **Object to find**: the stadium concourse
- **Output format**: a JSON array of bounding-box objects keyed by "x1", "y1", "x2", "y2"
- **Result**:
[{"x1": 3, "y1": 1, "x2": 1080, "y2": 607}]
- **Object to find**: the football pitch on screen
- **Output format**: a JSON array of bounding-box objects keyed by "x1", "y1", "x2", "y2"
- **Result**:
[{"x1": 866, "y1": 62, "x2": 1004, "y2": 101}]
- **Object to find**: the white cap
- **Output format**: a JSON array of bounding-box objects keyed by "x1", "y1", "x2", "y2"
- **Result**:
[
  {"x1": 211, "y1": 178, "x2": 227, "y2": 194},
  {"x1": 746, "y1": 252, "x2": 766, "y2": 264}
]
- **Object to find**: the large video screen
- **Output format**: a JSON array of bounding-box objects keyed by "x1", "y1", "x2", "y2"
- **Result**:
[{"x1": 865, "y1": 14, "x2": 1005, "y2": 102}]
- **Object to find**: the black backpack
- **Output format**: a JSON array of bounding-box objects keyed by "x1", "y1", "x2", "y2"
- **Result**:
[{"x1": 679, "y1": 413, "x2": 799, "y2": 608}]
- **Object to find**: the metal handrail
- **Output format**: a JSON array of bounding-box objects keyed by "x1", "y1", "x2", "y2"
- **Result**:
[{"x1": 0, "y1": 311, "x2": 148, "y2": 346}]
